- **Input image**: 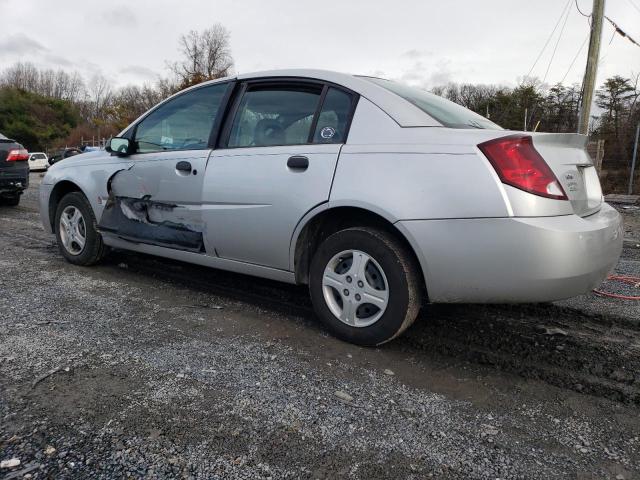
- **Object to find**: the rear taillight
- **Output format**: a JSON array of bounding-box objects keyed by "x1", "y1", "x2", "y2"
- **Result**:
[
  {"x1": 6, "y1": 148, "x2": 30, "y2": 162},
  {"x1": 478, "y1": 135, "x2": 567, "y2": 200}
]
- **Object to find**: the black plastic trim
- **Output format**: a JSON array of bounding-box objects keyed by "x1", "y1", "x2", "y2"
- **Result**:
[{"x1": 307, "y1": 85, "x2": 329, "y2": 144}]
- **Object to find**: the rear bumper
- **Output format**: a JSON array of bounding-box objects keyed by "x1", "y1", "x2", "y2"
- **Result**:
[
  {"x1": 397, "y1": 203, "x2": 623, "y2": 303},
  {"x1": 29, "y1": 163, "x2": 48, "y2": 171},
  {"x1": 0, "y1": 170, "x2": 29, "y2": 195}
]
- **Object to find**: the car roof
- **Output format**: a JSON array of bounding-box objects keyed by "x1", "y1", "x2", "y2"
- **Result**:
[{"x1": 191, "y1": 69, "x2": 441, "y2": 128}]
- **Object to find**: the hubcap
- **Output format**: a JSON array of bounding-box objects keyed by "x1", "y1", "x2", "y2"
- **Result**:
[
  {"x1": 322, "y1": 250, "x2": 389, "y2": 327},
  {"x1": 59, "y1": 206, "x2": 87, "y2": 256}
]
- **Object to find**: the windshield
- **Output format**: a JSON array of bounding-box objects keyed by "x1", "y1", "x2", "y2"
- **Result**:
[{"x1": 363, "y1": 77, "x2": 502, "y2": 130}]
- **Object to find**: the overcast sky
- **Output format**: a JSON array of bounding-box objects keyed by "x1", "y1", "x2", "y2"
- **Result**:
[{"x1": 0, "y1": 0, "x2": 638, "y2": 91}]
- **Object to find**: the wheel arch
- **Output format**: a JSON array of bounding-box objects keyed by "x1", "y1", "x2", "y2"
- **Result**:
[
  {"x1": 48, "y1": 180, "x2": 87, "y2": 231},
  {"x1": 291, "y1": 204, "x2": 429, "y2": 299}
]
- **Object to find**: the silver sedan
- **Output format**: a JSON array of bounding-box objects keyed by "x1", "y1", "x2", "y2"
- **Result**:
[{"x1": 39, "y1": 69, "x2": 623, "y2": 345}]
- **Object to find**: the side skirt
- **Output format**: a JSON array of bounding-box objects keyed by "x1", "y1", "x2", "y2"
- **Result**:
[{"x1": 102, "y1": 233, "x2": 297, "y2": 284}]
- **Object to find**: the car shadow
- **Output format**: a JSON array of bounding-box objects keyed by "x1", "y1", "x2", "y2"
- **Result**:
[{"x1": 103, "y1": 248, "x2": 639, "y2": 404}]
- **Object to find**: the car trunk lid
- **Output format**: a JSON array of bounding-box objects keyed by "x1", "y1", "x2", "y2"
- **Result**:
[{"x1": 529, "y1": 133, "x2": 603, "y2": 217}]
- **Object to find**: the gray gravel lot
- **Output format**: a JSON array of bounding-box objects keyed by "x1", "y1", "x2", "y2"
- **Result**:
[{"x1": 1, "y1": 173, "x2": 639, "y2": 479}]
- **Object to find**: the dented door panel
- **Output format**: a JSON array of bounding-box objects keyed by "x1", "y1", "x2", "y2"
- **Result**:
[{"x1": 97, "y1": 151, "x2": 210, "y2": 252}]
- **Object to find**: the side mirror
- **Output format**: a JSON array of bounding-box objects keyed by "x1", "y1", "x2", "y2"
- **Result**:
[{"x1": 106, "y1": 137, "x2": 132, "y2": 156}]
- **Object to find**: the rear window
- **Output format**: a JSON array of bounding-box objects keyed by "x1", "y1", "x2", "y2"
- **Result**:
[
  {"x1": 32, "y1": 153, "x2": 46, "y2": 159},
  {"x1": 363, "y1": 77, "x2": 502, "y2": 130}
]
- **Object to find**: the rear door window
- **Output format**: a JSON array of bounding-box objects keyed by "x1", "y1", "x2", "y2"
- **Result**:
[
  {"x1": 227, "y1": 85, "x2": 322, "y2": 148},
  {"x1": 312, "y1": 88, "x2": 354, "y2": 143}
]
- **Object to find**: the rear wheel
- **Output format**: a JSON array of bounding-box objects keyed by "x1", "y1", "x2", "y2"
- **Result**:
[
  {"x1": 309, "y1": 227, "x2": 422, "y2": 346},
  {"x1": 54, "y1": 192, "x2": 107, "y2": 265}
]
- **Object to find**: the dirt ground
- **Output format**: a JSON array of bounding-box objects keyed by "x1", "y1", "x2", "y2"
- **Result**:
[{"x1": 1, "y1": 173, "x2": 639, "y2": 479}]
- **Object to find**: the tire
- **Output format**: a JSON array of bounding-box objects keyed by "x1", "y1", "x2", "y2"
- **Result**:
[
  {"x1": 2, "y1": 195, "x2": 20, "y2": 206},
  {"x1": 54, "y1": 192, "x2": 107, "y2": 266},
  {"x1": 309, "y1": 227, "x2": 422, "y2": 346}
]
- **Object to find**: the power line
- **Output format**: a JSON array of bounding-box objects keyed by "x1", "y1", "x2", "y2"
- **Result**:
[
  {"x1": 560, "y1": 33, "x2": 589, "y2": 83},
  {"x1": 604, "y1": 15, "x2": 640, "y2": 48},
  {"x1": 543, "y1": 4, "x2": 572, "y2": 83},
  {"x1": 575, "y1": 0, "x2": 591, "y2": 17},
  {"x1": 608, "y1": 25, "x2": 617, "y2": 45},
  {"x1": 526, "y1": 5, "x2": 572, "y2": 131},
  {"x1": 624, "y1": 0, "x2": 640, "y2": 15},
  {"x1": 525, "y1": 0, "x2": 572, "y2": 80}
]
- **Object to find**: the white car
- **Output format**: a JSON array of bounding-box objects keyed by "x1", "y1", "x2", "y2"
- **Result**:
[{"x1": 28, "y1": 152, "x2": 48, "y2": 171}]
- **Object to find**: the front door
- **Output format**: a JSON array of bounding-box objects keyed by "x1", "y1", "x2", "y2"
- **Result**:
[
  {"x1": 98, "y1": 81, "x2": 232, "y2": 252},
  {"x1": 202, "y1": 82, "x2": 357, "y2": 270}
]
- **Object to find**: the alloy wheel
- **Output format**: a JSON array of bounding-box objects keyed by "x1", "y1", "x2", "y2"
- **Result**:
[
  {"x1": 59, "y1": 205, "x2": 87, "y2": 256},
  {"x1": 321, "y1": 249, "x2": 389, "y2": 327}
]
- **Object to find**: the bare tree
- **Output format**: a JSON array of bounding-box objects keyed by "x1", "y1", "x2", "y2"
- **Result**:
[
  {"x1": 39, "y1": 69, "x2": 85, "y2": 102},
  {"x1": 86, "y1": 74, "x2": 113, "y2": 124},
  {"x1": 168, "y1": 24, "x2": 233, "y2": 88},
  {"x1": 1, "y1": 62, "x2": 40, "y2": 91},
  {"x1": 0, "y1": 62, "x2": 85, "y2": 102}
]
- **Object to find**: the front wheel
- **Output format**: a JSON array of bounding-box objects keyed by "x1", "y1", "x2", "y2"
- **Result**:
[
  {"x1": 309, "y1": 227, "x2": 422, "y2": 346},
  {"x1": 54, "y1": 192, "x2": 107, "y2": 265}
]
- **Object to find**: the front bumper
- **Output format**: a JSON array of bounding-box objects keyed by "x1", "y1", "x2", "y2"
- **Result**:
[
  {"x1": 39, "y1": 182, "x2": 54, "y2": 234},
  {"x1": 398, "y1": 203, "x2": 623, "y2": 303}
]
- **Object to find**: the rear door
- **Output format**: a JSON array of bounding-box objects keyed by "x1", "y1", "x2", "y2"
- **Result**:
[
  {"x1": 202, "y1": 81, "x2": 357, "y2": 270},
  {"x1": 97, "y1": 81, "x2": 233, "y2": 252}
]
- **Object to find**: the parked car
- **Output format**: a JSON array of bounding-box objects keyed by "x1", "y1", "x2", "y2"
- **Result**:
[
  {"x1": 38, "y1": 70, "x2": 623, "y2": 345},
  {"x1": 48, "y1": 147, "x2": 82, "y2": 165},
  {"x1": 0, "y1": 132, "x2": 29, "y2": 206},
  {"x1": 28, "y1": 152, "x2": 49, "y2": 171}
]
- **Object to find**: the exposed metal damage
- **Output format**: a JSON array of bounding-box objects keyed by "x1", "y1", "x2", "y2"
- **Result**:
[{"x1": 97, "y1": 167, "x2": 205, "y2": 252}]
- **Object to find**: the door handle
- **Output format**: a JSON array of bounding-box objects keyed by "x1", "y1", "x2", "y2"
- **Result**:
[
  {"x1": 287, "y1": 155, "x2": 309, "y2": 170},
  {"x1": 176, "y1": 161, "x2": 192, "y2": 172}
]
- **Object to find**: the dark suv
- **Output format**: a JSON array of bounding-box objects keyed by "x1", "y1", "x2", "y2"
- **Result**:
[
  {"x1": 0, "y1": 133, "x2": 29, "y2": 206},
  {"x1": 48, "y1": 147, "x2": 82, "y2": 165}
]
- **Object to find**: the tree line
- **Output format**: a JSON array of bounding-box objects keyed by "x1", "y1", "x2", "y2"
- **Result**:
[
  {"x1": 433, "y1": 75, "x2": 639, "y2": 167},
  {"x1": 0, "y1": 23, "x2": 638, "y2": 189},
  {"x1": 0, "y1": 24, "x2": 233, "y2": 151}
]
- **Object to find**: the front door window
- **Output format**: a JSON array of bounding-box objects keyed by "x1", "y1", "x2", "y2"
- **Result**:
[{"x1": 134, "y1": 83, "x2": 229, "y2": 153}]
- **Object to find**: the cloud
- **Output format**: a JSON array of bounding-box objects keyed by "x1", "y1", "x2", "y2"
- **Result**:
[
  {"x1": 0, "y1": 33, "x2": 47, "y2": 56},
  {"x1": 102, "y1": 6, "x2": 138, "y2": 28},
  {"x1": 395, "y1": 58, "x2": 456, "y2": 89},
  {"x1": 119, "y1": 65, "x2": 158, "y2": 79},
  {"x1": 402, "y1": 49, "x2": 433, "y2": 59},
  {"x1": 400, "y1": 61, "x2": 428, "y2": 83},
  {"x1": 43, "y1": 53, "x2": 74, "y2": 67}
]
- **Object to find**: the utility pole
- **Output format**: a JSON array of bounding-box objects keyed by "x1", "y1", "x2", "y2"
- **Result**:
[
  {"x1": 629, "y1": 122, "x2": 639, "y2": 195},
  {"x1": 578, "y1": 0, "x2": 605, "y2": 135}
]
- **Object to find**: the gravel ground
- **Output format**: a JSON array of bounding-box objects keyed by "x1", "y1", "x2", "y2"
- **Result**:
[{"x1": 1, "y1": 174, "x2": 639, "y2": 479}]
